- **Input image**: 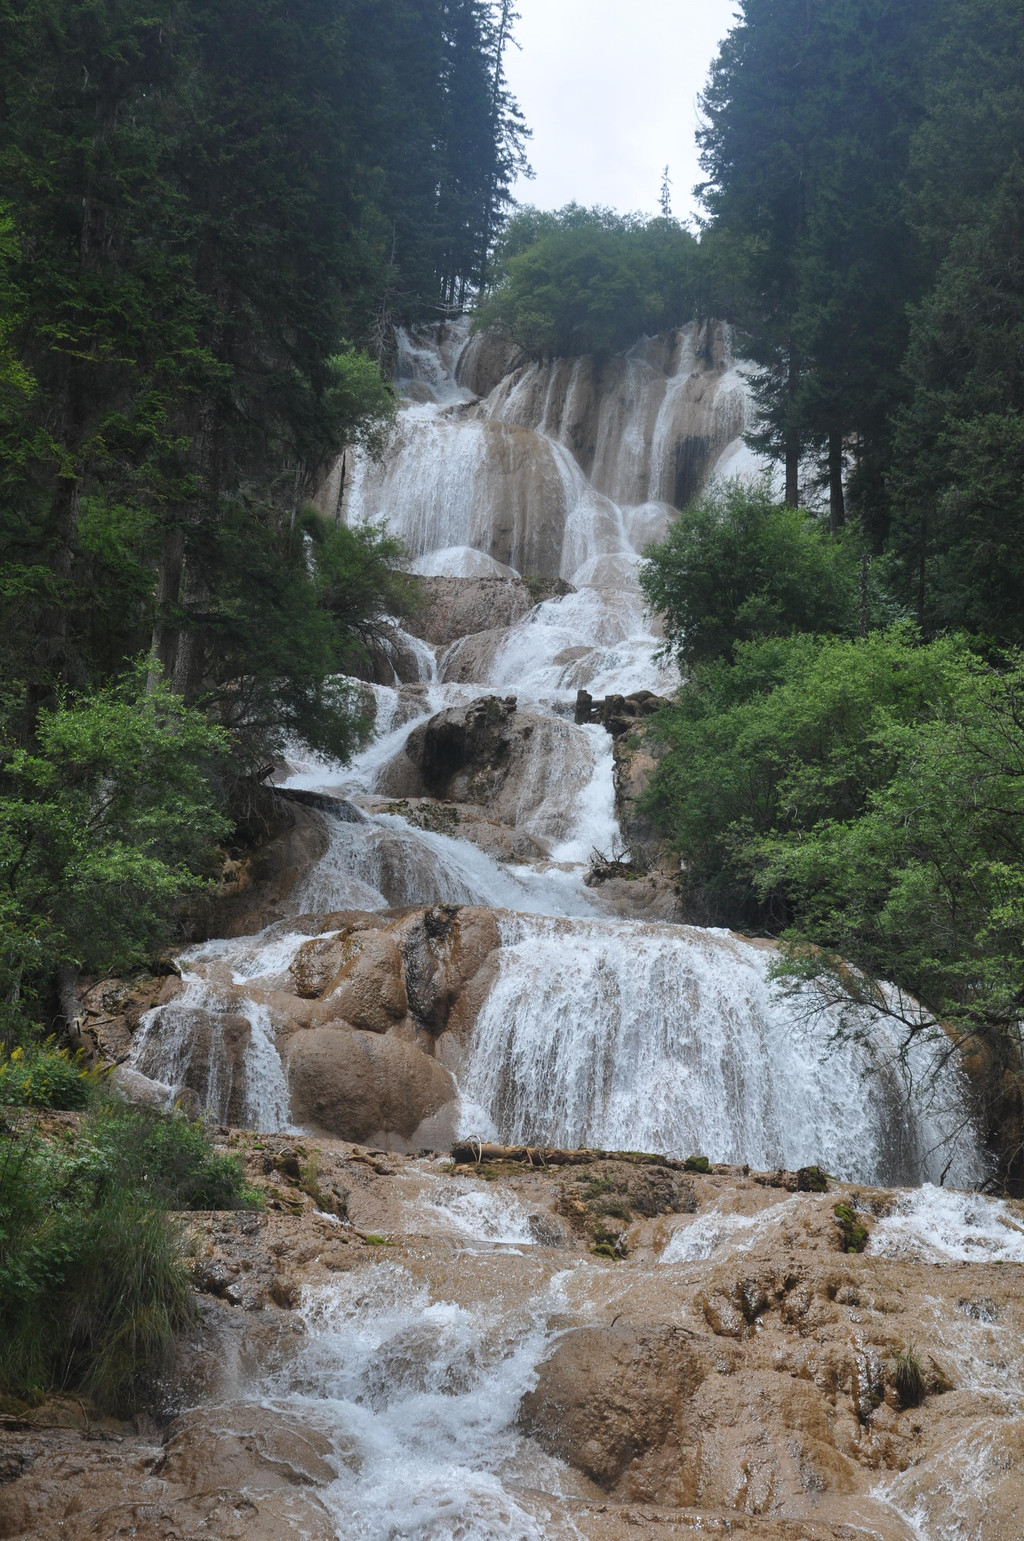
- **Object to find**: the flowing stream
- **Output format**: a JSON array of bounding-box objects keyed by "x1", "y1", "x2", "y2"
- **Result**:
[{"x1": 121, "y1": 320, "x2": 1019, "y2": 1541}]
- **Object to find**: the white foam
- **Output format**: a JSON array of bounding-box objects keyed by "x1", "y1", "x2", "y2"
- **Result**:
[
  {"x1": 257, "y1": 1264, "x2": 572, "y2": 1541},
  {"x1": 415, "y1": 1182, "x2": 536, "y2": 1245},
  {"x1": 459, "y1": 917, "x2": 985, "y2": 1187},
  {"x1": 660, "y1": 1199, "x2": 803, "y2": 1262},
  {"x1": 869, "y1": 1184, "x2": 1024, "y2": 1263}
]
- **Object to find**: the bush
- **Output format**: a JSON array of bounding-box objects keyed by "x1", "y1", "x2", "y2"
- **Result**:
[
  {"x1": 73, "y1": 1103, "x2": 259, "y2": 1211},
  {"x1": 0, "y1": 1040, "x2": 98, "y2": 1109},
  {"x1": 642, "y1": 627, "x2": 971, "y2": 926},
  {"x1": 476, "y1": 205, "x2": 703, "y2": 359},
  {"x1": 639, "y1": 479, "x2": 860, "y2": 667},
  {"x1": 0, "y1": 1103, "x2": 256, "y2": 1413},
  {"x1": 644, "y1": 626, "x2": 1024, "y2": 1169}
]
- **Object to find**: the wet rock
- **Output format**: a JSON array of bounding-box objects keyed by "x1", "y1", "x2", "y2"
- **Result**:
[
  {"x1": 454, "y1": 326, "x2": 523, "y2": 397},
  {"x1": 520, "y1": 1323, "x2": 726, "y2": 1493},
  {"x1": 690, "y1": 1369, "x2": 859, "y2": 1513},
  {"x1": 156, "y1": 1403, "x2": 336, "y2": 1489},
  {"x1": 395, "y1": 905, "x2": 500, "y2": 1035},
  {"x1": 200, "y1": 791, "x2": 331, "y2": 939},
  {"x1": 130, "y1": 1008, "x2": 253, "y2": 1124},
  {"x1": 402, "y1": 576, "x2": 534, "y2": 647},
  {"x1": 575, "y1": 688, "x2": 664, "y2": 737},
  {"x1": 361, "y1": 796, "x2": 548, "y2": 862},
  {"x1": 286, "y1": 1026, "x2": 457, "y2": 1143},
  {"x1": 344, "y1": 620, "x2": 427, "y2": 685},
  {"x1": 315, "y1": 929, "x2": 409, "y2": 1035},
  {"x1": 380, "y1": 695, "x2": 592, "y2": 838},
  {"x1": 285, "y1": 905, "x2": 499, "y2": 1050}
]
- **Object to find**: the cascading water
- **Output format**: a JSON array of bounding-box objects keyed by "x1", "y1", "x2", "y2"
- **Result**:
[
  {"x1": 455, "y1": 915, "x2": 984, "y2": 1187},
  {"x1": 99, "y1": 323, "x2": 1024, "y2": 1541},
  {"x1": 133, "y1": 316, "x2": 984, "y2": 1191}
]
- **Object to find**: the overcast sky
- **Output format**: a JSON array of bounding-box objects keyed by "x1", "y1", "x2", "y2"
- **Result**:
[{"x1": 503, "y1": 0, "x2": 740, "y2": 224}]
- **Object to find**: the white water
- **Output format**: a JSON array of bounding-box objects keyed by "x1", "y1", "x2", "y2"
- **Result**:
[
  {"x1": 259, "y1": 1263, "x2": 577, "y2": 1541},
  {"x1": 659, "y1": 1196, "x2": 807, "y2": 1262},
  {"x1": 457, "y1": 916, "x2": 984, "y2": 1187},
  {"x1": 131, "y1": 319, "x2": 988, "y2": 1191},
  {"x1": 869, "y1": 1184, "x2": 1024, "y2": 1263}
]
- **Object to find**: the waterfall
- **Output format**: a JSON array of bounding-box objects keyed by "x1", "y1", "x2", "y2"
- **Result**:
[
  {"x1": 456, "y1": 915, "x2": 984, "y2": 1188},
  {"x1": 133, "y1": 317, "x2": 987, "y2": 1186}
]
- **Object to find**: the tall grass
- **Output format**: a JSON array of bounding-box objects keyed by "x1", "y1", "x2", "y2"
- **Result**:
[{"x1": 0, "y1": 1101, "x2": 257, "y2": 1413}]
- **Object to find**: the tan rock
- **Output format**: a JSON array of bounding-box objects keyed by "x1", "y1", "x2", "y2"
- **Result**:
[
  {"x1": 316, "y1": 930, "x2": 409, "y2": 1034},
  {"x1": 520, "y1": 1322, "x2": 732, "y2": 1497},
  {"x1": 155, "y1": 1402, "x2": 336, "y2": 1489},
  {"x1": 402, "y1": 576, "x2": 534, "y2": 648},
  {"x1": 286, "y1": 1025, "x2": 456, "y2": 1143}
]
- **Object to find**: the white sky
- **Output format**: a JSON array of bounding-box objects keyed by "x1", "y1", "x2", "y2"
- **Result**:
[{"x1": 504, "y1": 0, "x2": 740, "y2": 224}]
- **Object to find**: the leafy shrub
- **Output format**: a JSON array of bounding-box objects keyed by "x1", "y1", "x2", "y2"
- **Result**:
[
  {"x1": 0, "y1": 1104, "x2": 255, "y2": 1413},
  {"x1": 0, "y1": 1040, "x2": 97, "y2": 1109},
  {"x1": 639, "y1": 479, "x2": 860, "y2": 668},
  {"x1": 642, "y1": 627, "x2": 972, "y2": 927},
  {"x1": 476, "y1": 204, "x2": 703, "y2": 359},
  {"x1": 74, "y1": 1103, "x2": 259, "y2": 1211}
]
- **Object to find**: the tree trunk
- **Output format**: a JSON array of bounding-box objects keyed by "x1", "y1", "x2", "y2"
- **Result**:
[
  {"x1": 785, "y1": 347, "x2": 800, "y2": 506},
  {"x1": 170, "y1": 551, "x2": 210, "y2": 702},
  {"x1": 148, "y1": 525, "x2": 185, "y2": 687},
  {"x1": 828, "y1": 431, "x2": 845, "y2": 533}
]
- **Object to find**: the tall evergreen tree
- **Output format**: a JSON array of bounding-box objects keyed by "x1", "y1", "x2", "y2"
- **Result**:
[{"x1": 698, "y1": 0, "x2": 929, "y2": 531}]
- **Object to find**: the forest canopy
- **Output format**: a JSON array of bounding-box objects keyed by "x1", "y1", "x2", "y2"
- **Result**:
[{"x1": 0, "y1": 0, "x2": 527, "y2": 1044}]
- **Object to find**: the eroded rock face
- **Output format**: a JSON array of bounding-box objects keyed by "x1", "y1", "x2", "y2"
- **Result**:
[
  {"x1": 3, "y1": 1149, "x2": 1024, "y2": 1541},
  {"x1": 286, "y1": 1025, "x2": 457, "y2": 1144},
  {"x1": 378, "y1": 695, "x2": 591, "y2": 842},
  {"x1": 402, "y1": 576, "x2": 534, "y2": 648}
]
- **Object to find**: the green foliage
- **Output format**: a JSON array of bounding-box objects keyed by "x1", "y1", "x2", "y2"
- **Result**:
[
  {"x1": 889, "y1": 160, "x2": 1024, "y2": 641},
  {"x1": 475, "y1": 205, "x2": 702, "y2": 358},
  {"x1": 833, "y1": 1202, "x2": 869, "y2": 1253},
  {"x1": 0, "y1": 1101, "x2": 250, "y2": 1413},
  {"x1": 889, "y1": 1343, "x2": 925, "y2": 1407},
  {"x1": 643, "y1": 628, "x2": 972, "y2": 926},
  {"x1": 0, "y1": 671, "x2": 228, "y2": 1039},
  {"x1": 646, "y1": 625, "x2": 1024, "y2": 1112},
  {"x1": 639, "y1": 480, "x2": 861, "y2": 668},
  {"x1": 0, "y1": 1041, "x2": 98, "y2": 1110},
  {"x1": 683, "y1": 1155, "x2": 711, "y2": 1174},
  {"x1": 756, "y1": 651, "x2": 1024, "y2": 1056},
  {"x1": 72, "y1": 1103, "x2": 258, "y2": 1211}
]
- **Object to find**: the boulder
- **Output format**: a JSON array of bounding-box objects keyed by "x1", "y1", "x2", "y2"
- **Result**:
[
  {"x1": 156, "y1": 1403, "x2": 337, "y2": 1490},
  {"x1": 378, "y1": 695, "x2": 592, "y2": 840},
  {"x1": 197, "y1": 789, "x2": 332, "y2": 939},
  {"x1": 519, "y1": 1322, "x2": 726, "y2": 1495},
  {"x1": 286, "y1": 1025, "x2": 457, "y2": 1144},
  {"x1": 402, "y1": 576, "x2": 534, "y2": 648},
  {"x1": 312, "y1": 928, "x2": 409, "y2": 1035},
  {"x1": 394, "y1": 904, "x2": 501, "y2": 1035}
]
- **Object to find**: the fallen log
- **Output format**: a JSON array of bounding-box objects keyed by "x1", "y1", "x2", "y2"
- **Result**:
[{"x1": 451, "y1": 1141, "x2": 715, "y2": 1174}]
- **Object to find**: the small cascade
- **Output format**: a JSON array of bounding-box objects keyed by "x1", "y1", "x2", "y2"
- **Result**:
[
  {"x1": 128, "y1": 949, "x2": 293, "y2": 1128},
  {"x1": 457, "y1": 915, "x2": 984, "y2": 1187},
  {"x1": 296, "y1": 809, "x2": 599, "y2": 917},
  {"x1": 258, "y1": 1263, "x2": 576, "y2": 1541}
]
